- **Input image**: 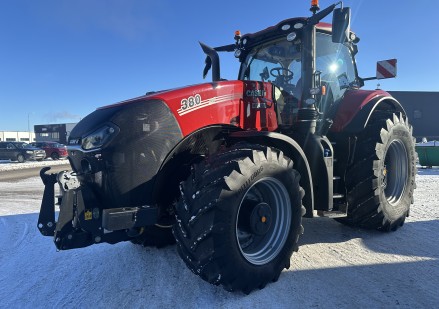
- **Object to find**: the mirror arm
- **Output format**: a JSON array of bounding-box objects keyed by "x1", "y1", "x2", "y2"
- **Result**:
[
  {"x1": 308, "y1": 2, "x2": 343, "y2": 25},
  {"x1": 362, "y1": 77, "x2": 378, "y2": 81}
]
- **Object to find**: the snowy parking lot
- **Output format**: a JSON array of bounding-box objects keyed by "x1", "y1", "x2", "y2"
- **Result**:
[{"x1": 0, "y1": 162, "x2": 438, "y2": 308}]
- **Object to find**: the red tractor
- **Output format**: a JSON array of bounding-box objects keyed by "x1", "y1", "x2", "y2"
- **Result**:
[{"x1": 38, "y1": 1, "x2": 416, "y2": 293}]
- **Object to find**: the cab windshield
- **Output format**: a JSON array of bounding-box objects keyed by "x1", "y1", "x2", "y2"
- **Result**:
[
  {"x1": 239, "y1": 38, "x2": 302, "y2": 99},
  {"x1": 239, "y1": 32, "x2": 357, "y2": 103}
]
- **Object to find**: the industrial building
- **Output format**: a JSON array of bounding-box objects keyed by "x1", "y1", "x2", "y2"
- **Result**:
[
  {"x1": 34, "y1": 123, "x2": 77, "y2": 144},
  {"x1": 390, "y1": 91, "x2": 439, "y2": 141},
  {"x1": 0, "y1": 131, "x2": 35, "y2": 142}
]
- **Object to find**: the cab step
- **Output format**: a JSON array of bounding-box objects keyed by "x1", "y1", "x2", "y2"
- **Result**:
[{"x1": 316, "y1": 210, "x2": 347, "y2": 218}]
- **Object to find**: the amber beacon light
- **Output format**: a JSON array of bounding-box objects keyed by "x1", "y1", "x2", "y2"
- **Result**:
[{"x1": 310, "y1": 0, "x2": 320, "y2": 13}]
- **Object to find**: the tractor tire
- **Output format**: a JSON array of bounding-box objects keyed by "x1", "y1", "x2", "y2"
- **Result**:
[
  {"x1": 130, "y1": 225, "x2": 176, "y2": 248},
  {"x1": 173, "y1": 144, "x2": 305, "y2": 294},
  {"x1": 341, "y1": 112, "x2": 417, "y2": 231}
]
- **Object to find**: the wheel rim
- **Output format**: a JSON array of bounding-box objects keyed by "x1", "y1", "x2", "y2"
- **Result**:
[
  {"x1": 236, "y1": 177, "x2": 291, "y2": 265},
  {"x1": 383, "y1": 139, "x2": 409, "y2": 205},
  {"x1": 18, "y1": 155, "x2": 24, "y2": 163}
]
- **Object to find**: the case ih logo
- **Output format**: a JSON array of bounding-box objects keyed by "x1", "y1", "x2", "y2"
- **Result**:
[
  {"x1": 245, "y1": 89, "x2": 266, "y2": 97},
  {"x1": 376, "y1": 59, "x2": 397, "y2": 79}
]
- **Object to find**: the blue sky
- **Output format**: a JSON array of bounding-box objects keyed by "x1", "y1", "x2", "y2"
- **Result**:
[{"x1": 1, "y1": 0, "x2": 438, "y2": 131}]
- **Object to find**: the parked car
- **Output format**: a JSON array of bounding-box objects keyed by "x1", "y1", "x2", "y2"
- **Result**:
[
  {"x1": 30, "y1": 141, "x2": 68, "y2": 160},
  {"x1": 0, "y1": 141, "x2": 46, "y2": 163}
]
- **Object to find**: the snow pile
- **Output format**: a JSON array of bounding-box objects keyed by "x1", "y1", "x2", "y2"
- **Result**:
[
  {"x1": 0, "y1": 159, "x2": 69, "y2": 172},
  {"x1": 416, "y1": 140, "x2": 438, "y2": 147}
]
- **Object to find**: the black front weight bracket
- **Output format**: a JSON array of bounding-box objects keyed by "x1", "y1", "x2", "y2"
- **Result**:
[{"x1": 37, "y1": 167, "x2": 57, "y2": 236}]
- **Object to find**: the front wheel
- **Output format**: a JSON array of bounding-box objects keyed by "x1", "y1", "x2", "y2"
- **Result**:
[{"x1": 173, "y1": 145, "x2": 305, "y2": 293}]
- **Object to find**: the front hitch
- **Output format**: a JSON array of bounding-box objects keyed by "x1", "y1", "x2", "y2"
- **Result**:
[{"x1": 37, "y1": 167, "x2": 160, "y2": 250}]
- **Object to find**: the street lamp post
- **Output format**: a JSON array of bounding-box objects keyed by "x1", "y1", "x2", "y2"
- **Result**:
[{"x1": 28, "y1": 113, "x2": 31, "y2": 142}]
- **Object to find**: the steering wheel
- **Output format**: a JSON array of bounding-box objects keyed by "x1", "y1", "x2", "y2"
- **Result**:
[{"x1": 270, "y1": 67, "x2": 294, "y2": 82}]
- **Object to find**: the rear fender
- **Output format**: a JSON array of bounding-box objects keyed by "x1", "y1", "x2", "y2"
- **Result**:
[
  {"x1": 228, "y1": 131, "x2": 314, "y2": 217},
  {"x1": 331, "y1": 89, "x2": 406, "y2": 134}
]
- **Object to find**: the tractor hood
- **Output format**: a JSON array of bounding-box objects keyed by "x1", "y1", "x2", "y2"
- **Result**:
[{"x1": 90, "y1": 81, "x2": 248, "y2": 136}]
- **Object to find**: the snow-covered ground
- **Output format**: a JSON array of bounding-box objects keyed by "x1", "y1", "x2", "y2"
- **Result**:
[
  {"x1": 0, "y1": 167, "x2": 438, "y2": 308},
  {"x1": 0, "y1": 159, "x2": 69, "y2": 172}
]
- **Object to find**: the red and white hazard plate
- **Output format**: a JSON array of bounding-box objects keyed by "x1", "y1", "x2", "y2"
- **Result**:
[{"x1": 376, "y1": 59, "x2": 397, "y2": 79}]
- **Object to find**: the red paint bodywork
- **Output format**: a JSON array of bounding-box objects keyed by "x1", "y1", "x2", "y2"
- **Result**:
[
  {"x1": 331, "y1": 89, "x2": 391, "y2": 132},
  {"x1": 101, "y1": 83, "x2": 391, "y2": 136},
  {"x1": 101, "y1": 81, "x2": 278, "y2": 136}
]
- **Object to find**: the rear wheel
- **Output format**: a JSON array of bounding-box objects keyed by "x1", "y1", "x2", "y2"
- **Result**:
[
  {"x1": 174, "y1": 144, "x2": 305, "y2": 293},
  {"x1": 341, "y1": 112, "x2": 417, "y2": 231},
  {"x1": 17, "y1": 154, "x2": 25, "y2": 163}
]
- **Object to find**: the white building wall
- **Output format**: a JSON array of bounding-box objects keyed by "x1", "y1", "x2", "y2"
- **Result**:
[{"x1": 0, "y1": 131, "x2": 36, "y2": 142}]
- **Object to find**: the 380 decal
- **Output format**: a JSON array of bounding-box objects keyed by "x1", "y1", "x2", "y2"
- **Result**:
[
  {"x1": 180, "y1": 94, "x2": 202, "y2": 111},
  {"x1": 177, "y1": 93, "x2": 241, "y2": 116}
]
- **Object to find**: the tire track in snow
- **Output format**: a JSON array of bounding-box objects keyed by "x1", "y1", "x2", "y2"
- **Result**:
[{"x1": 0, "y1": 217, "x2": 30, "y2": 253}]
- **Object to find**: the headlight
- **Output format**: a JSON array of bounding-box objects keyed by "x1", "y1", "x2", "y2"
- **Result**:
[
  {"x1": 26, "y1": 150, "x2": 33, "y2": 154},
  {"x1": 82, "y1": 125, "x2": 117, "y2": 150}
]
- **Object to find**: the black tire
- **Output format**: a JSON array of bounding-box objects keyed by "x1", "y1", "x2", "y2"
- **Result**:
[
  {"x1": 130, "y1": 225, "x2": 176, "y2": 248},
  {"x1": 173, "y1": 144, "x2": 305, "y2": 294},
  {"x1": 17, "y1": 154, "x2": 25, "y2": 163},
  {"x1": 341, "y1": 112, "x2": 417, "y2": 231},
  {"x1": 51, "y1": 152, "x2": 60, "y2": 160}
]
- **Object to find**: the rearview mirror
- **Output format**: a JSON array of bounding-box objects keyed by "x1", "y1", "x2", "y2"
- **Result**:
[{"x1": 332, "y1": 7, "x2": 351, "y2": 43}]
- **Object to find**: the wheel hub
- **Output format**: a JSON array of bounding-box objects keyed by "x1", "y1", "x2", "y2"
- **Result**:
[
  {"x1": 236, "y1": 177, "x2": 292, "y2": 265},
  {"x1": 383, "y1": 139, "x2": 409, "y2": 205},
  {"x1": 249, "y1": 202, "x2": 272, "y2": 236}
]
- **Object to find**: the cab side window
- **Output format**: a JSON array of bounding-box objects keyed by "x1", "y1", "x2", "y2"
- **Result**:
[{"x1": 316, "y1": 32, "x2": 356, "y2": 102}]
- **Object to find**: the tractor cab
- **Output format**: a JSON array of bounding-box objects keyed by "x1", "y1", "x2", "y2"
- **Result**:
[
  {"x1": 201, "y1": 1, "x2": 397, "y2": 135},
  {"x1": 201, "y1": 1, "x2": 359, "y2": 134},
  {"x1": 237, "y1": 23, "x2": 360, "y2": 127}
]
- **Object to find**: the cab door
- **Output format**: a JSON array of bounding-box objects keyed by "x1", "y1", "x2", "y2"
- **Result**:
[{"x1": 315, "y1": 32, "x2": 358, "y2": 119}]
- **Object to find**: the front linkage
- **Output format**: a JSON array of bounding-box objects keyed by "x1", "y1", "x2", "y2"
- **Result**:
[{"x1": 37, "y1": 167, "x2": 158, "y2": 250}]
